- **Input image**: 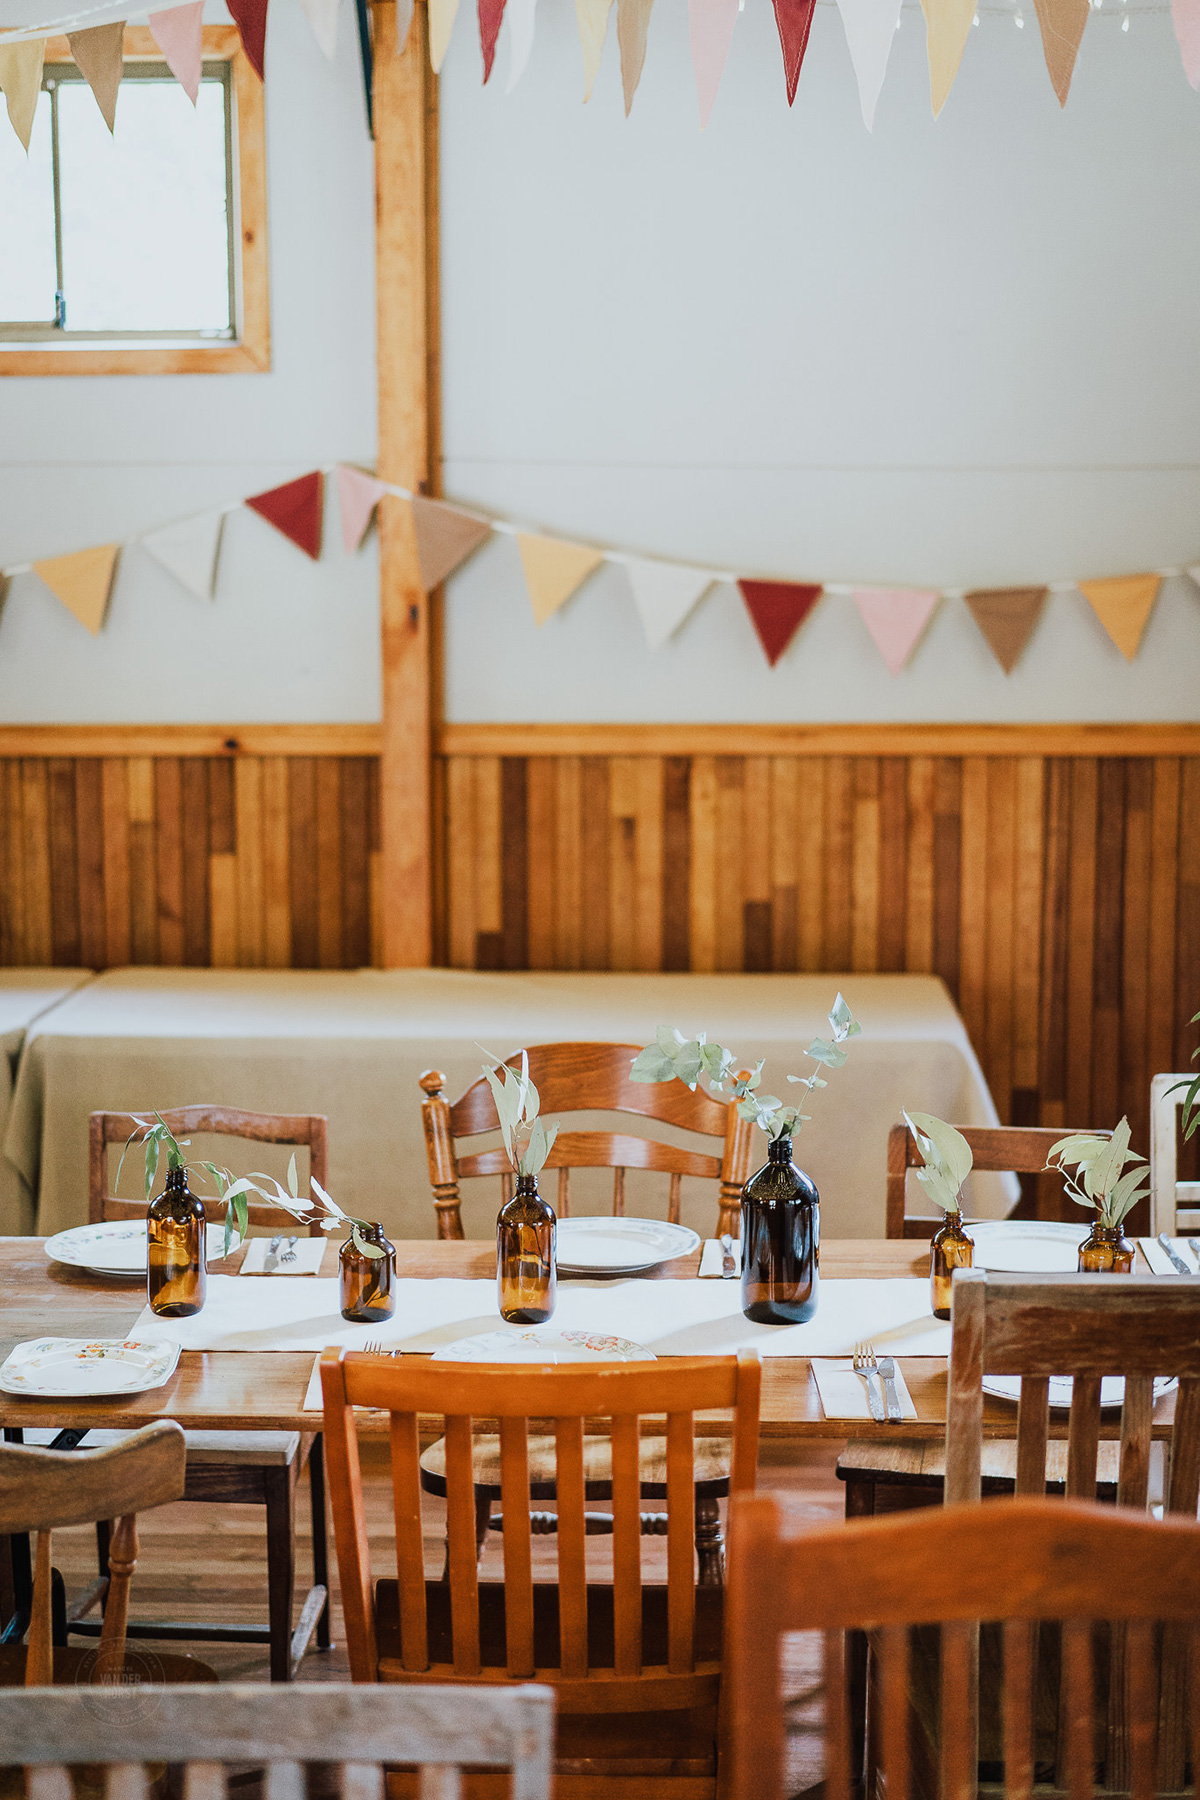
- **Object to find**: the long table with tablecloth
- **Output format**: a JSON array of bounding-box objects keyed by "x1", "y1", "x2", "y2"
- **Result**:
[
  {"x1": 3, "y1": 966, "x2": 1013, "y2": 1239},
  {"x1": 0, "y1": 970, "x2": 93, "y2": 1234}
]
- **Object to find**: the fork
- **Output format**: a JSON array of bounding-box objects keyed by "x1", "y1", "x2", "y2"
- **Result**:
[
  {"x1": 277, "y1": 1235, "x2": 298, "y2": 1266},
  {"x1": 361, "y1": 1339, "x2": 397, "y2": 1357},
  {"x1": 853, "y1": 1342, "x2": 885, "y2": 1422}
]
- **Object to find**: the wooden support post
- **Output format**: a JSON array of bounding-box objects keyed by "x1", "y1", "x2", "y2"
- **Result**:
[{"x1": 375, "y1": 0, "x2": 438, "y2": 966}]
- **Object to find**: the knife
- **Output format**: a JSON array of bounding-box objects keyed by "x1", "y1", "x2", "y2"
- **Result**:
[
  {"x1": 876, "y1": 1354, "x2": 903, "y2": 1423},
  {"x1": 720, "y1": 1233, "x2": 738, "y2": 1279},
  {"x1": 263, "y1": 1233, "x2": 283, "y2": 1274},
  {"x1": 1157, "y1": 1233, "x2": 1191, "y2": 1275},
  {"x1": 1188, "y1": 1238, "x2": 1200, "y2": 1271}
]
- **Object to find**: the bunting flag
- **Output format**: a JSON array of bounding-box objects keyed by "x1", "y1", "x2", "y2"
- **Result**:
[
  {"x1": 577, "y1": 0, "x2": 614, "y2": 97},
  {"x1": 148, "y1": 1, "x2": 203, "y2": 103},
  {"x1": 245, "y1": 471, "x2": 324, "y2": 560},
  {"x1": 1078, "y1": 574, "x2": 1161, "y2": 660},
  {"x1": 506, "y1": 0, "x2": 537, "y2": 87},
  {"x1": 479, "y1": 0, "x2": 506, "y2": 80},
  {"x1": 67, "y1": 22, "x2": 125, "y2": 131},
  {"x1": 34, "y1": 544, "x2": 119, "y2": 635},
  {"x1": 738, "y1": 579, "x2": 823, "y2": 666},
  {"x1": 429, "y1": 0, "x2": 461, "y2": 70},
  {"x1": 852, "y1": 587, "x2": 939, "y2": 674},
  {"x1": 626, "y1": 560, "x2": 713, "y2": 649},
  {"x1": 835, "y1": 0, "x2": 903, "y2": 129},
  {"x1": 336, "y1": 465, "x2": 388, "y2": 553},
  {"x1": 226, "y1": 0, "x2": 268, "y2": 77},
  {"x1": 140, "y1": 510, "x2": 224, "y2": 600},
  {"x1": 518, "y1": 534, "x2": 604, "y2": 625},
  {"x1": 299, "y1": 0, "x2": 340, "y2": 57},
  {"x1": 919, "y1": 0, "x2": 974, "y2": 115},
  {"x1": 0, "y1": 36, "x2": 45, "y2": 150},
  {"x1": 411, "y1": 496, "x2": 491, "y2": 590},
  {"x1": 1031, "y1": 0, "x2": 1088, "y2": 104},
  {"x1": 688, "y1": 0, "x2": 739, "y2": 127},
  {"x1": 770, "y1": 0, "x2": 816, "y2": 104},
  {"x1": 965, "y1": 586, "x2": 1049, "y2": 672},
  {"x1": 617, "y1": 0, "x2": 654, "y2": 112},
  {"x1": 1173, "y1": 0, "x2": 1200, "y2": 87},
  {"x1": 396, "y1": 0, "x2": 415, "y2": 52}
]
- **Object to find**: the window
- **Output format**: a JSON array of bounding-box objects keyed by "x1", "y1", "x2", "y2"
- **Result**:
[{"x1": 0, "y1": 26, "x2": 268, "y2": 373}]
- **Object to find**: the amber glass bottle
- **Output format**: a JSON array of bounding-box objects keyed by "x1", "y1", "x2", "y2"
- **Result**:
[
  {"x1": 497, "y1": 1174, "x2": 557, "y2": 1324},
  {"x1": 147, "y1": 1165, "x2": 207, "y2": 1318},
  {"x1": 740, "y1": 1134, "x2": 819, "y2": 1325},
  {"x1": 340, "y1": 1223, "x2": 397, "y2": 1322},
  {"x1": 1077, "y1": 1220, "x2": 1135, "y2": 1272},
  {"x1": 930, "y1": 1211, "x2": 974, "y2": 1320}
]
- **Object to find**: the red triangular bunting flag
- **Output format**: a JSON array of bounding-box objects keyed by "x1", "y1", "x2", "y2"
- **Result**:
[
  {"x1": 737, "y1": 579, "x2": 822, "y2": 666},
  {"x1": 479, "y1": 0, "x2": 507, "y2": 79},
  {"x1": 770, "y1": 0, "x2": 816, "y2": 102},
  {"x1": 245, "y1": 471, "x2": 323, "y2": 559},
  {"x1": 227, "y1": 0, "x2": 268, "y2": 76}
]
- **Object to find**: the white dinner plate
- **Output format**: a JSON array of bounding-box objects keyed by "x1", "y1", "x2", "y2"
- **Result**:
[
  {"x1": 0, "y1": 1337, "x2": 181, "y2": 1398},
  {"x1": 554, "y1": 1216, "x2": 700, "y2": 1274},
  {"x1": 966, "y1": 1220, "x2": 1089, "y2": 1273},
  {"x1": 45, "y1": 1220, "x2": 237, "y2": 1279},
  {"x1": 431, "y1": 1328, "x2": 656, "y2": 1364},
  {"x1": 982, "y1": 1374, "x2": 1176, "y2": 1411}
]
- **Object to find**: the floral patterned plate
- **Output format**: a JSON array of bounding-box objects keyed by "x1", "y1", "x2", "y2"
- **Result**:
[
  {"x1": 431, "y1": 1328, "x2": 656, "y2": 1364},
  {"x1": 555, "y1": 1217, "x2": 700, "y2": 1274},
  {"x1": 44, "y1": 1220, "x2": 235, "y2": 1279},
  {"x1": 0, "y1": 1337, "x2": 181, "y2": 1397}
]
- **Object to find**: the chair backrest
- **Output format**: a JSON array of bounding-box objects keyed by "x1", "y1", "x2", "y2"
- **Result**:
[
  {"x1": 1150, "y1": 1071, "x2": 1200, "y2": 1236},
  {"x1": 0, "y1": 1680, "x2": 556, "y2": 1800},
  {"x1": 321, "y1": 1345, "x2": 761, "y2": 1713},
  {"x1": 885, "y1": 1121, "x2": 1110, "y2": 1238},
  {"x1": 0, "y1": 1421, "x2": 185, "y2": 1686},
  {"x1": 420, "y1": 1043, "x2": 756, "y2": 1240},
  {"x1": 89, "y1": 1105, "x2": 329, "y2": 1232},
  {"x1": 724, "y1": 1491, "x2": 1200, "y2": 1800}
]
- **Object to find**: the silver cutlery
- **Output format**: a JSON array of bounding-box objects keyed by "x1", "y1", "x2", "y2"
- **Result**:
[
  {"x1": 361, "y1": 1339, "x2": 397, "y2": 1357},
  {"x1": 853, "y1": 1342, "x2": 885, "y2": 1423},
  {"x1": 1157, "y1": 1232, "x2": 1191, "y2": 1275},
  {"x1": 1188, "y1": 1238, "x2": 1200, "y2": 1270},
  {"x1": 277, "y1": 1235, "x2": 298, "y2": 1266},
  {"x1": 875, "y1": 1353, "x2": 903, "y2": 1424},
  {"x1": 720, "y1": 1233, "x2": 738, "y2": 1279},
  {"x1": 262, "y1": 1233, "x2": 283, "y2": 1273}
]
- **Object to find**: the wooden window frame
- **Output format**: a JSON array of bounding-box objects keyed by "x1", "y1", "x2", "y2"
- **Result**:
[{"x1": 0, "y1": 25, "x2": 269, "y2": 376}]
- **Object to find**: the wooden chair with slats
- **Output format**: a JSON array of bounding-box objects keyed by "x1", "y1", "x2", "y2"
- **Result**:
[
  {"x1": 0, "y1": 1680, "x2": 557, "y2": 1800},
  {"x1": 85, "y1": 1105, "x2": 332, "y2": 1681},
  {"x1": 320, "y1": 1343, "x2": 762, "y2": 1799},
  {"x1": 724, "y1": 1490, "x2": 1200, "y2": 1800},
  {"x1": 886, "y1": 1120, "x2": 1109, "y2": 1238},
  {"x1": 1150, "y1": 1070, "x2": 1200, "y2": 1236}
]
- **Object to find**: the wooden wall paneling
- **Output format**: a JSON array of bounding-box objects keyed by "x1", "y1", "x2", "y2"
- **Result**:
[
  {"x1": 633, "y1": 756, "x2": 664, "y2": 973},
  {"x1": 905, "y1": 757, "x2": 935, "y2": 973},
  {"x1": 796, "y1": 758, "x2": 826, "y2": 973},
  {"x1": 1091, "y1": 758, "x2": 1126, "y2": 1130},
  {"x1": 525, "y1": 755, "x2": 557, "y2": 968},
  {"x1": 1146, "y1": 758, "x2": 1180, "y2": 1085},
  {"x1": 473, "y1": 756, "x2": 503, "y2": 969},
  {"x1": 234, "y1": 757, "x2": 264, "y2": 968},
  {"x1": 1175, "y1": 760, "x2": 1200, "y2": 1181},
  {"x1": 1120, "y1": 759, "x2": 1153, "y2": 1135},
  {"x1": 101, "y1": 759, "x2": 131, "y2": 967},
  {"x1": 20, "y1": 761, "x2": 53, "y2": 965},
  {"x1": 661, "y1": 756, "x2": 690, "y2": 973},
  {"x1": 1037, "y1": 757, "x2": 1070, "y2": 1133},
  {"x1": 500, "y1": 757, "x2": 529, "y2": 971},
  {"x1": 607, "y1": 757, "x2": 638, "y2": 973},
  {"x1": 261, "y1": 757, "x2": 292, "y2": 969},
  {"x1": 445, "y1": 756, "x2": 476, "y2": 970},
  {"x1": 983, "y1": 758, "x2": 1017, "y2": 1119},
  {"x1": 715, "y1": 758, "x2": 746, "y2": 972},
  {"x1": 316, "y1": 758, "x2": 344, "y2": 970},
  {"x1": 48, "y1": 758, "x2": 81, "y2": 967},
  {"x1": 553, "y1": 755, "x2": 585, "y2": 970},
  {"x1": 1011, "y1": 758, "x2": 1044, "y2": 1106},
  {"x1": 957, "y1": 759, "x2": 989, "y2": 1065},
  {"x1": 287, "y1": 758, "x2": 318, "y2": 969},
  {"x1": 931, "y1": 757, "x2": 962, "y2": 997},
  {"x1": 822, "y1": 758, "x2": 853, "y2": 970},
  {"x1": 341, "y1": 757, "x2": 373, "y2": 969},
  {"x1": 741, "y1": 757, "x2": 772, "y2": 974},
  {"x1": 179, "y1": 759, "x2": 210, "y2": 967},
  {"x1": 850, "y1": 757, "x2": 880, "y2": 974},
  {"x1": 876, "y1": 757, "x2": 907, "y2": 973},
  {"x1": 154, "y1": 758, "x2": 185, "y2": 965},
  {"x1": 0, "y1": 765, "x2": 15, "y2": 963},
  {"x1": 688, "y1": 755, "x2": 717, "y2": 975},
  {"x1": 1065, "y1": 758, "x2": 1098, "y2": 1132}
]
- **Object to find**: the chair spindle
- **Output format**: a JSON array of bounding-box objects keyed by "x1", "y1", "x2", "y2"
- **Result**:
[
  {"x1": 499, "y1": 1417, "x2": 535, "y2": 1678},
  {"x1": 610, "y1": 1413, "x2": 642, "y2": 1677},
  {"x1": 554, "y1": 1417, "x2": 589, "y2": 1679},
  {"x1": 444, "y1": 1416, "x2": 482, "y2": 1676},
  {"x1": 390, "y1": 1412, "x2": 429, "y2": 1672}
]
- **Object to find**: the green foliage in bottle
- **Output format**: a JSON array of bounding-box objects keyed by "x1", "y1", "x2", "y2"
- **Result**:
[
  {"x1": 903, "y1": 1112, "x2": 974, "y2": 1215},
  {"x1": 1045, "y1": 1116, "x2": 1150, "y2": 1229},
  {"x1": 481, "y1": 1049, "x2": 560, "y2": 1177}
]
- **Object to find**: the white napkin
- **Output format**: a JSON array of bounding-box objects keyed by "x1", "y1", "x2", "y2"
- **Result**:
[
  {"x1": 303, "y1": 1355, "x2": 323, "y2": 1411},
  {"x1": 1138, "y1": 1236, "x2": 1200, "y2": 1275},
  {"x1": 698, "y1": 1238, "x2": 741, "y2": 1278},
  {"x1": 240, "y1": 1236, "x2": 327, "y2": 1276},
  {"x1": 811, "y1": 1355, "x2": 918, "y2": 1421}
]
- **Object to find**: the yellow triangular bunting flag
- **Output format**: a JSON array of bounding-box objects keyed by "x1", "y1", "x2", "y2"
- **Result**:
[
  {"x1": 517, "y1": 534, "x2": 604, "y2": 626},
  {"x1": 428, "y1": 0, "x2": 460, "y2": 70},
  {"x1": 920, "y1": 0, "x2": 974, "y2": 115},
  {"x1": 34, "y1": 544, "x2": 119, "y2": 634},
  {"x1": 1078, "y1": 574, "x2": 1161, "y2": 661},
  {"x1": 576, "y1": 0, "x2": 615, "y2": 97},
  {"x1": 0, "y1": 37, "x2": 46, "y2": 150}
]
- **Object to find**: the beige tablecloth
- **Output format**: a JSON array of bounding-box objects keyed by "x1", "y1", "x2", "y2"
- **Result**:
[
  {"x1": 0, "y1": 970, "x2": 94, "y2": 1233},
  {"x1": 5, "y1": 967, "x2": 1012, "y2": 1240}
]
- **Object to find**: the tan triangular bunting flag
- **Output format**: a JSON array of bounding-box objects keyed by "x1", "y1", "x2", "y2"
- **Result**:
[
  {"x1": 0, "y1": 37, "x2": 45, "y2": 150},
  {"x1": 517, "y1": 534, "x2": 604, "y2": 625},
  {"x1": 34, "y1": 544, "x2": 119, "y2": 634},
  {"x1": 920, "y1": 0, "x2": 974, "y2": 115},
  {"x1": 1032, "y1": 0, "x2": 1088, "y2": 103},
  {"x1": 410, "y1": 497, "x2": 491, "y2": 591},
  {"x1": 1078, "y1": 574, "x2": 1161, "y2": 660},
  {"x1": 964, "y1": 586, "x2": 1048, "y2": 673},
  {"x1": 67, "y1": 22, "x2": 126, "y2": 132}
]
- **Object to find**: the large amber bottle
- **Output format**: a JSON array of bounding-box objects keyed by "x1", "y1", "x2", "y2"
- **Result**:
[
  {"x1": 497, "y1": 1174, "x2": 557, "y2": 1324},
  {"x1": 147, "y1": 1164, "x2": 207, "y2": 1318},
  {"x1": 740, "y1": 1134, "x2": 819, "y2": 1325},
  {"x1": 930, "y1": 1210, "x2": 974, "y2": 1320}
]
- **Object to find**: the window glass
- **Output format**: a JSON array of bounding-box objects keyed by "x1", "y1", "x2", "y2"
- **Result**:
[{"x1": 0, "y1": 94, "x2": 57, "y2": 325}]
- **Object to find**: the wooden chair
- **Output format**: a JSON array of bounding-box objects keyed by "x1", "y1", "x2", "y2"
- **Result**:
[
  {"x1": 320, "y1": 1344, "x2": 762, "y2": 1799},
  {"x1": 85, "y1": 1105, "x2": 332, "y2": 1681},
  {"x1": 419, "y1": 1043, "x2": 756, "y2": 1241},
  {"x1": 724, "y1": 1491, "x2": 1200, "y2": 1800},
  {"x1": 885, "y1": 1120, "x2": 1107, "y2": 1238},
  {"x1": 0, "y1": 1680, "x2": 556, "y2": 1800},
  {"x1": 1150, "y1": 1070, "x2": 1200, "y2": 1236}
]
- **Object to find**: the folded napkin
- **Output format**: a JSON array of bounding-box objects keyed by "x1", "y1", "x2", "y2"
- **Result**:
[
  {"x1": 303, "y1": 1355, "x2": 323, "y2": 1411},
  {"x1": 698, "y1": 1238, "x2": 741, "y2": 1278},
  {"x1": 240, "y1": 1236, "x2": 327, "y2": 1276},
  {"x1": 1138, "y1": 1236, "x2": 1200, "y2": 1275},
  {"x1": 811, "y1": 1355, "x2": 918, "y2": 1421}
]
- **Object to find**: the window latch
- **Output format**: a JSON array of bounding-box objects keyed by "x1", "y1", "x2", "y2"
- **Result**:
[{"x1": 53, "y1": 291, "x2": 66, "y2": 330}]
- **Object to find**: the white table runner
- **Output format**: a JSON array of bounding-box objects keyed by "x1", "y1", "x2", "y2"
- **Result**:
[{"x1": 130, "y1": 1273, "x2": 952, "y2": 1358}]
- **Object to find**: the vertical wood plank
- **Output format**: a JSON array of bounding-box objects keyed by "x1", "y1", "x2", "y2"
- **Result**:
[
  {"x1": 155, "y1": 758, "x2": 185, "y2": 965},
  {"x1": 689, "y1": 755, "x2": 717, "y2": 974},
  {"x1": 20, "y1": 761, "x2": 53, "y2": 964},
  {"x1": 1066, "y1": 759, "x2": 1099, "y2": 1132},
  {"x1": 608, "y1": 757, "x2": 637, "y2": 973},
  {"x1": 580, "y1": 757, "x2": 610, "y2": 970},
  {"x1": 101, "y1": 759, "x2": 131, "y2": 968},
  {"x1": 932, "y1": 757, "x2": 962, "y2": 999},
  {"x1": 850, "y1": 758, "x2": 880, "y2": 973},
  {"x1": 288, "y1": 758, "x2": 319, "y2": 970},
  {"x1": 555, "y1": 755, "x2": 585, "y2": 971},
  {"x1": 235, "y1": 757, "x2": 265, "y2": 968},
  {"x1": 445, "y1": 756, "x2": 476, "y2": 970},
  {"x1": 796, "y1": 757, "x2": 826, "y2": 972},
  {"x1": 179, "y1": 758, "x2": 210, "y2": 968},
  {"x1": 823, "y1": 758, "x2": 853, "y2": 969},
  {"x1": 127, "y1": 757, "x2": 157, "y2": 965},
  {"x1": 75, "y1": 761, "x2": 106, "y2": 968},
  {"x1": 1012, "y1": 757, "x2": 1044, "y2": 1097},
  {"x1": 715, "y1": 758, "x2": 745, "y2": 972},
  {"x1": 341, "y1": 758, "x2": 372, "y2": 968},
  {"x1": 661, "y1": 755, "x2": 691, "y2": 972},
  {"x1": 634, "y1": 757, "x2": 664, "y2": 972},
  {"x1": 316, "y1": 757, "x2": 344, "y2": 970},
  {"x1": 1092, "y1": 759, "x2": 1126, "y2": 1131},
  {"x1": 958, "y1": 759, "x2": 989, "y2": 1067},
  {"x1": 876, "y1": 757, "x2": 907, "y2": 972},
  {"x1": 1120, "y1": 759, "x2": 1153, "y2": 1144},
  {"x1": 47, "y1": 758, "x2": 81, "y2": 966},
  {"x1": 261, "y1": 757, "x2": 292, "y2": 969},
  {"x1": 525, "y1": 757, "x2": 556, "y2": 969},
  {"x1": 1147, "y1": 758, "x2": 1180, "y2": 1084},
  {"x1": 500, "y1": 757, "x2": 528, "y2": 970},
  {"x1": 474, "y1": 757, "x2": 503, "y2": 964},
  {"x1": 905, "y1": 757, "x2": 934, "y2": 972},
  {"x1": 769, "y1": 756, "x2": 798, "y2": 972}
]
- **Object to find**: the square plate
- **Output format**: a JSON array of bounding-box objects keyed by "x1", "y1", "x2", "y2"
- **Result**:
[{"x1": 0, "y1": 1337, "x2": 181, "y2": 1398}]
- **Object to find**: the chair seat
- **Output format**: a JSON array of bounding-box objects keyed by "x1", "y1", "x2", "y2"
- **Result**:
[
  {"x1": 419, "y1": 1432, "x2": 731, "y2": 1495},
  {"x1": 182, "y1": 1431, "x2": 302, "y2": 1467},
  {"x1": 836, "y1": 1435, "x2": 1125, "y2": 1494}
]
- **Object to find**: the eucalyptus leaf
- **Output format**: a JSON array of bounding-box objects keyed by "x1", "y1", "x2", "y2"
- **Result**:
[
  {"x1": 631, "y1": 1045, "x2": 677, "y2": 1083},
  {"x1": 350, "y1": 1221, "x2": 384, "y2": 1259},
  {"x1": 311, "y1": 1176, "x2": 347, "y2": 1220},
  {"x1": 829, "y1": 993, "x2": 854, "y2": 1035},
  {"x1": 287, "y1": 1153, "x2": 299, "y2": 1199}
]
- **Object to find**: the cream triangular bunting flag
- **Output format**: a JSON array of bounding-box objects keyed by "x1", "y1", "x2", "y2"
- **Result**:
[
  {"x1": 428, "y1": 0, "x2": 460, "y2": 69},
  {"x1": 506, "y1": 0, "x2": 538, "y2": 87},
  {"x1": 1078, "y1": 574, "x2": 1161, "y2": 661},
  {"x1": 626, "y1": 560, "x2": 713, "y2": 649},
  {"x1": 577, "y1": 0, "x2": 615, "y2": 97},
  {"x1": 0, "y1": 38, "x2": 45, "y2": 150},
  {"x1": 835, "y1": 0, "x2": 902, "y2": 129},
  {"x1": 141, "y1": 511, "x2": 224, "y2": 600},
  {"x1": 517, "y1": 534, "x2": 604, "y2": 625},
  {"x1": 67, "y1": 22, "x2": 125, "y2": 132},
  {"x1": 919, "y1": 0, "x2": 973, "y2": 115},
  {"x1": 299, "y1": 0, "x2": 340, "y2": 56},
  {"x1": 411, "y1": 497, "x2": 491, "y2": 590},
  {"x1": 34, "y1": 544, "x2": 119, "y2": 635}
]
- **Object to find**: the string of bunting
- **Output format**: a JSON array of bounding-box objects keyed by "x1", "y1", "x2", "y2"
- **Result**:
[
  {"x1": 0, "y1": 0, "x2": 1197, "y2": 154},
  {"x1": 0, "y1": 462, "x2": 1191, "y2": 673}
]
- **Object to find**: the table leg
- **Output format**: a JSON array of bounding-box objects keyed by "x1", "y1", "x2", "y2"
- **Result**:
[{"x1": 846, "y1": 1476, "x2": 876, "y2": 1796}]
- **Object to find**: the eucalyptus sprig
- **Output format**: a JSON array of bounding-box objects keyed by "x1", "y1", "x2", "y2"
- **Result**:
[
  {"x1": 1168, "y1": 1008, "x2": 1200, "y2": 1141},
  {"x1": 904, "y1": 1112, "x2": 974, "y2": 1215},
  {"x1": 481, "y1": 1050, "x2": 560, "y2": 1178},
  {"x1": 629, "y1": 993, "x2": 861, "y2": 1142},
  {"x1": 1045, "y1": 1116, "x2": 1150, "y2": 1230}
]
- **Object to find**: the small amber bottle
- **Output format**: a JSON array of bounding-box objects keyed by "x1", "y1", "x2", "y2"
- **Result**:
[
  {"x1": 339, "y1": 1223, "x2": 397, "y2": 1322},
  {"x1": 148, "y1": 1165, "x2": 207, "y2": 1318},
  {"x1": 497, "y1": 1174, "x2": 556, "y2": 1324},
  {"x1": 930, "y1": 1210, "x2": 974, "y2": 1320},
  {"x1": 1077, "y1": 1220, "x2": 1135, "y2": 1273}
]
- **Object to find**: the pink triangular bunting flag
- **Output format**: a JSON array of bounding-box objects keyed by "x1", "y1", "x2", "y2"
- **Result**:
[
  {"x1": 1174, "y1": 0, "x2": 1200, "y2": 85},
  {"x1": 688, "y1": 0, "x2": 739, "y2": 127},
  {"x1": 411, "y1": 497, "x2": 491, "y2": 590},
  {"x1": 737, "y1": 579, "x2": 823, "y2": 666},
  {"x1": 852, "y1": 587, "x2": 940, "y2": 675},
  {"x1": 245, "y1": 471, "x2": 323, "y2": 559},
  {"x1": 771, "y1": 0, "x2": 816, "y2": 103},
  {"x1": 148, "y1": 1, "x2": 203, "y2": 102},
  {"x1": 336, "y1": 465, "x2": 388, "y2": 553}
]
